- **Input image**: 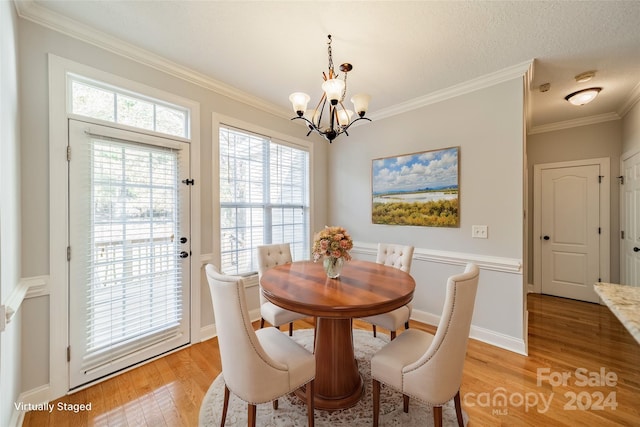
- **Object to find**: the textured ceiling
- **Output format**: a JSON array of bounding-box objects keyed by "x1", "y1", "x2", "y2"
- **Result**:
[{"x1": 17, "y1": 0, "x2": 640, "y2": 133}]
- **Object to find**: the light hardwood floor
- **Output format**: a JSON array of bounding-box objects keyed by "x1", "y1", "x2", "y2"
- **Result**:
[{"x1": 22, "y1": 294, "x2": 640, "y2": 426}]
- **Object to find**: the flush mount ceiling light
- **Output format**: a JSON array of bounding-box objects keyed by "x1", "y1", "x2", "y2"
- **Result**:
[
  {"x1": 564, "y1": 87, "x2": 602, "y2": 106},
  {"x1": 289, "y1": 35, "x2": 371, "y2": 143}
]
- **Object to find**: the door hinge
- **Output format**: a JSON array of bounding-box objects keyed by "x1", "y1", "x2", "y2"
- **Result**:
[
  {"x1": 66, "y1": 146, "x2": 71, "y2": 161},
  {"x1": 181, "y1": 178, "x2": 195, "y2": 186},
  {"x1": 598, "y1": 278, "x2": 602, "y2": 283},
  {"x1": 598, "y1": 227, "x2": 601, "y2": 234},
  {"x1": 598, "y1": 175, "x2": 604, "y2": 183},
  {"x1": 621, "y1": 230, "x2": 625, "y2": 239},
  {"x1": 617, "y1": 175, "x2": 624, "y2": 185},
  {"x1": 67, "y1": 346, "x2": 71, "y2": 362},
  {"x1": 67, "y1": 246, "x2": 71, "y2": 261}
]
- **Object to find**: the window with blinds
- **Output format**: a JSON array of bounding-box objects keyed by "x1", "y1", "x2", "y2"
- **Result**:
[
  {"x1": 219, "y1": 126, "x2": 310, "y2": 275},
  {"x1": 82, "y1": 137, "x2": 183, "y2": 370}
]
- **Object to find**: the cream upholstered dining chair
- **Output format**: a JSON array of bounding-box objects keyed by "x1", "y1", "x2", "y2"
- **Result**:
[
  {"x1": 257, "y1": 243, "x2": 307, "y2": 336},
  {"x1": 204, "y1": 264, "x2": 316, "y2": 427},
  {"x1": 360, "y1": 243, "x2": 414, "y2": 340},
  {"x1": 371, "y1": 263, "x2": 479, "y2": 427}
]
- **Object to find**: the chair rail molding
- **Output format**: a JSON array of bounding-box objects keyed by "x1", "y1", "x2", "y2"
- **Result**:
[
  {"x1": 352, "y1": 241, "x2": 522, "y2": 274},
  {"x1": 1, "y1": 275, "x2": 50, "y2": 332}
]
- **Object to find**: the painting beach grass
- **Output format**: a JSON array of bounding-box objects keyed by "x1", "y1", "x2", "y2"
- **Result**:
[{"x1": 372, "y1": 147, "x2": 459, "y2": 227}]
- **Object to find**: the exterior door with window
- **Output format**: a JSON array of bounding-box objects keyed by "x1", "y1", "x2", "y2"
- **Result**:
[{"x1": 68, "y1": 120, "x2": 190, "y2": 388}]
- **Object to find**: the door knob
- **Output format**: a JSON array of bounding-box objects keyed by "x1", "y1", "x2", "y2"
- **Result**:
[
  {"x1": 634, "y1": 247, "x2": 640, "y2": 252},
  {"x1": 179, "y1": 251, "x2": 189, "y2": 258},
  {"x1": 180, "y1": 237, "x2": 188, "y2": 244},
  {"x1": 543, "y1": 236, "x2": 550, "y2": 240}
]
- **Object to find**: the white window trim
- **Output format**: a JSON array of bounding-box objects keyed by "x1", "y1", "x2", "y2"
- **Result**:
[
  {"x1": 48, "y1": 54, "x2": 201, "y2": 399},
  {"x1": 211, "y1": 113, "x2": 316, "y2": 275}
]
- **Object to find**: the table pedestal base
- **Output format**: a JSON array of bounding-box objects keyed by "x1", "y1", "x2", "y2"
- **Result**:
[{"x1": 294, "y1": 317, "x2": 363, "y2": 410}]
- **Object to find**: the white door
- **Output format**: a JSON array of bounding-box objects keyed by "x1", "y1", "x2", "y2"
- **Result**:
[
  {"x1": 540, "y1": 165, "x2": 601, "y2": 302},
  {"x1": 68, "y1": 120, "x2": 191, "y2": 389},
  {"x1": 621, "y1": 151, "x2": 640, "y2": 286}
]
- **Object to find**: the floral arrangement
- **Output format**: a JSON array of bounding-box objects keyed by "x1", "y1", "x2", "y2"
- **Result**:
[{"x1": 312, "y1": 226, "x2": 354, "y2": 262}]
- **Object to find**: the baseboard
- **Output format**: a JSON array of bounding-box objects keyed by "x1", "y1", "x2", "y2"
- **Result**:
[
  {"x1": 411, "y1": 308, "x2": 527, "y2": 356},
  {"x1": 10, "y1": 384, "x2": 52, "y2": 427},
  {"x1": 200, "y1": 324, "x2": 216, "y2": 342}
]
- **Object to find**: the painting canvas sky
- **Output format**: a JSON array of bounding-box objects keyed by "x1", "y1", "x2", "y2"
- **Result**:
[{"x1": 372, "y1": 147, "x2": 458, "y2": 195}]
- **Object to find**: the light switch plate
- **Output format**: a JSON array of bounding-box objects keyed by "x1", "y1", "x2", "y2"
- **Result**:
[{"x1": 472, "y1": 225, "x2": 488, "y2": 239}]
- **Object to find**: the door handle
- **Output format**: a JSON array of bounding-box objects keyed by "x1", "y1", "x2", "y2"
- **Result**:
[
  {"x1": 179, "y1": 251, "x2": 190, "y2": 258},
  {"x1": 180, "y1": 237, "x2": 188, "y2": 244},
  {"x1": 543, "y1": 235, "x2": 550, "y2": 240},
  {"x1": 634, "y1": 247, "x2": 640, "y2": 252}
]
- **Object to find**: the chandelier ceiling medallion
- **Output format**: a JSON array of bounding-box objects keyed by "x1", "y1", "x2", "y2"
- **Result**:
[{"x1": 289, "y1": 35, "x2": 371, "y2": 143}]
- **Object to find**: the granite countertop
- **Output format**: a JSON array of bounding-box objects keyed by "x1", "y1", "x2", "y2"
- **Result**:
[{"x1": 594, "y1": 282, "x2": 640, "y2": 345}]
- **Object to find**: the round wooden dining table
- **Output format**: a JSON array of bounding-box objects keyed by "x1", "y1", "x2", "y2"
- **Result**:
[{"x1": 260, "y1": 259, "x2": 415, "y2": 410}]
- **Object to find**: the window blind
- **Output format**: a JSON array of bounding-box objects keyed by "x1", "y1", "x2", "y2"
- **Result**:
[
  {"x1": 82, "y1": 137, "x2": 183, "y2": 372},
  {"x1": 219, "y1": 126, "x2": 310, "y2": 275}
]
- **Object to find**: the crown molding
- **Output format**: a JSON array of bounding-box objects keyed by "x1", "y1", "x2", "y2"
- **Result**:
[
  {"x1": 369, "y1": 59, "x2": 533, "y2": 121},
  {"x1": 14, "y1": 0, "x2": 292, "y2": 120},
  {"x1": 15, "y1": 1, "x2": 535, "y2": 125},
  {"x1": 618, "y1": 81, "x2": 640, "y2": 117},
  {"x1": 527, "y1": 112, "x2": 621, "y2": 135}
]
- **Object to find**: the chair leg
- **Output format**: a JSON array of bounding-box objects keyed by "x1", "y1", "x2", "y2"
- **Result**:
[
  {"x1": 289, "y1": 322, "x2": 294, "y2": 336},
  {"x1": 405, "y1": 321, "x2": 410, "y2": 330},
  {"x1": 260, "y1": 318, "x2": 265, "y2": 329},
  {"x1": 403, "y1": 394, "x2": 409, "y2": 413},
  {"x1": 454, "y1": 390, "x2": 464, "y2": 427},
  {"x1": 372, "y1": 325, "x2": 377, "y2": 337},
  {"x1": 273, "y1": 399, "x2": 278, "y2": 410},
  {"x1": 306, "y1": 379, "x2": 315, "y2": 427},
  {"x1": 372, "y1": 379, "x2": 381, "y2": 427},
  {"x1": 390, "y1": 330, "x2": 397, "y2": 340},
  {"x1": 433, "y1": 405, "x2": 443, "y2": 427},
  {"x1": 248, "y1": 403, "x2": 257, "y2": 427},
  {"x1": 220, "y1": 385, "x2": 230, "y2": 427}
]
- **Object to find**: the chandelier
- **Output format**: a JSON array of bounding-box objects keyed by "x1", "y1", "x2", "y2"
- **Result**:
[{"x1": 289, "y1": 35, "x2": 371, "y2": 143}]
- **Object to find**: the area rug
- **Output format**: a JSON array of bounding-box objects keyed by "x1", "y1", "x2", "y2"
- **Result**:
[{"x1": 199, "y1": 329, "x2": 468, "y2": 426}]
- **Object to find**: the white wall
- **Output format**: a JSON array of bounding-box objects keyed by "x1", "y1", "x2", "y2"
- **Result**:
[
  {"x1": 0, "y1": 1, "x2": 23, "y2": 425},
  {"x1": 328, "y1": 78, "x2": 526, "y2": 351},
  {"x1": 17, "y1": 18, "x2": 329, "y2": 399},
  {"x1": 527, "y1": 120, "x2": 623, "y2": 284},
  {"x1": 622, "y1": 100, "x2": 640, "y2": 154}
]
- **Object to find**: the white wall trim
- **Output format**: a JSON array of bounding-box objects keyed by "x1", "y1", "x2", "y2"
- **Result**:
[
  {"x1": 352, "y1": 241, "x2": 522, "y2": 274},
  {"x1": 16, "y1": 1, "x2": 533, "y2": 127},
  {"x1": 1, "y1": 275, "x2": 50, "y2": 330},
  {"x1": 370, "y1": 60, "x2": 533, "y2": 122},
  {"x1": 528, "y1": 112, "x2": 621, "y2": 135},
  {"x1": 618, "y1": 81, "x2": 640, "y2": 118},
  {"x1": 14, "y1": 0, "x2": 289, "y2": 121},
  {"x1": 411, "y1": 307, "x2": 527, "y2": 355}
]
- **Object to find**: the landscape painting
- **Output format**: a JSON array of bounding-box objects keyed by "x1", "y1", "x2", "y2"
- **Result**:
[{"x1": 372, "y1": 147, "x2": 459, "y2": 227}]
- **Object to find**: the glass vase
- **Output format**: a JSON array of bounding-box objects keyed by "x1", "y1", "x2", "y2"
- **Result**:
[{"x1": 323, "y1": 256, "x2": 344, "y2": 279}]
